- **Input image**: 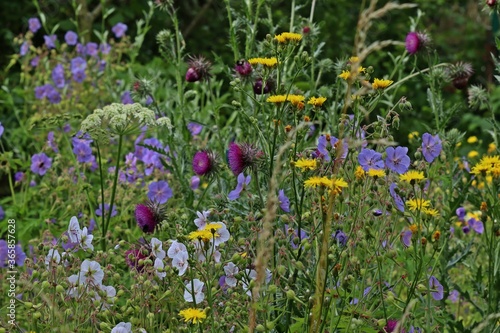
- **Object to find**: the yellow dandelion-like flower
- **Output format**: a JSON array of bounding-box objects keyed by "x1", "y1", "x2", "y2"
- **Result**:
[
  {"x1": 304, "y1": 176, "x2": 326, "y2": 188},
  {"x1": 179, "y1": 308, "x2": 207, "y2": 324},
  {"x1": 491, "y1": 165, "x2": 500, "y2": 178},
  {"x1": 248, "y1": 57, "x2": 278, "y2": 68},
  {"x1": 188, "y1": 230, "x2": 212, "y2": 242},
  {"x1": 423, "y1": 208, "x2": 439, "y2": 217},
  {"x1": 355, "y1": 166, "x2": 365, "y2": 180},
  {"x1": 487, "y1": 142, "x2": 496, "y2": 154},
  {"x1": 367, "y1": 169, "x2": 385, "y2": 178},
  {"x1": 338, "y1": 70, "x2": 351, "y2": 80},
  {"x1": 470, "y1": 163, "x2": 490, "y2": 175},
  {"x1": 287, "y1": 94, "x2": 305, "y2": 106},
  {"x1": 399, "y1": 170, "x2": 425, "y2": 184},
  {"x1": 349, "y1": 56, "x2": 360, "y2": 63},
  {"x1": 267, "y1": 95, "x2": 287, "y2": 103},
  {"x1": 307, "y1": 96, "x2": 327, "y2": 107},
  {"x1": 406, "y1": 198, "x2": 431, "y2": 211},
  {"x1": 408, "y1": 131, "x2": 419, "y2": 142},
  {"x1": 432, "y1": 230, "x2": 441, "y2": 241},
  {"x1": 409, "y1": 224, "x2": 419, "y2": 233},
  {"x1": 372, "y1": 78, "x2": 394, "y2": 90},
  {"x1": 467, "y1": 150, "x2": 479, "y2": 159},
  {"x1": 205, "y1": 223, "x2": 223, "y2": 233},
  {"x1": 274, "y1": 32, "x2": 302, "y2": 43},
  {"x1": 295, "y1": 158, "x2": 317, "y2": 171},
  {"x1": 330, "y1": 177, "x2": 348, "y2": 195},
  {"x1": 467, "y1": 136, "x2": 478, "y2": 144}
]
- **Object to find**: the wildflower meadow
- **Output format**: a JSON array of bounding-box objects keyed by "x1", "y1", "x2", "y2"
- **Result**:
[{"x1": 1, "y1": 0, "x2": 500, "y2": 332}]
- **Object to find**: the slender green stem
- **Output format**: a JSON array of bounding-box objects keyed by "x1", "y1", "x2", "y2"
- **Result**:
[{"x1": 96, "y1": 143, "x2": 106, "y2": 252}]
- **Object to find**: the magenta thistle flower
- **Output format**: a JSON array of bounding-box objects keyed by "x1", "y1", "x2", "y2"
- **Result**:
[
  {"x1": 421, "y1": 133, "x2": 442, "y2": 163},
  {"x1": 381, "y1": 319, "x2": 398, "y2": 333},
  {"x1": 30, "y1": 153, "x2": 52, "y2": 176},
  {"x1": 125, "y1": 247, "x2": 148, "y2": 272},
  {"x1": 385, "y1": 146, "x2": 410, "y2": 174},
  {"x1": 405, "y1": 31, "x2": 430, "y2": 55},
  {"x1": 358, "y1": 148, "x2": 384, "y2": 171},
  {"x1": 227, "y1": 142, "x2": 264, "y2": 176},
  {"x1": 192, "y1": 150, "x2": 218, "y2": 176},
  {"x1": 185, "y1": 55, "x2": 212, "y2": 82},
  {"x1": 234, "y1": 59, "x2": 253, "y2": 76},
  {"x1": 135, "y1": 201, "x2": 165, "y2": 233}
]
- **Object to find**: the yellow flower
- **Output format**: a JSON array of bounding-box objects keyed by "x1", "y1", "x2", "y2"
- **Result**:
[
  {"x1": 423, "y1": 208, "x2": 439, "y2": 217},
  {"x1": 349, "y1": 56, "x2": 360, "y2": 63},
  {"x1": 330, "y1": 177, "x2": 348, "y2": 195},
  {"x1": 367, "y1": 168, "x2": 385, "y2": 178},
  {"x1": 467, "y1": 136, "x2": 478, "y2": 144},
  {"x1": 267, "y1": 95, "x2": 287, "y2": 103},
  {"x1": 487, "y1": 142, "x2": 496, "y2": 154},
  {"x1": 338, "y1": 70, "x2": 351, "y2": 80},
  {"x1": 205, "y1": 223, "x2": 222, "y2": 232},
  {"x1": 467, "y1": 150, "x2": 479, "y2": 159},
  {"x1": 295, "y1": 158, "x2": 317, "y2": 171},
  {"x1": 179, "y1": 308, "x2": 207, "y2": 324},
  {"x1": 188, "y1": 230, "x2": 212, "y2": 242},
  {"x1": 408, "y1": 131, "x2": 419, "y2": 142},
  {"x1": 355, "y1": 166, "x2": 365, "y2": 180},
  {"x1": 307, "y1": 96, "x2": 327, "y2": 107},
  {"x1": 304, "y1": 176, "x2": 328, "y2": 188},
  {"x1": 248, "y1": 57, "x2": 278, "y2": 68},
  {"x1": 432, "y1": 230, "x2": 441, "y2": 241},
  {"x1": 372, "y1": 78, "x2": 393, "y2": 90},
  {"x1": 406, "y1": 198, "x2": 431, "y2": 211},
  {"x1": 470, "y1": 155, "x2": 500, "y2": 175},
  {"x1": 409, "y1": 224, "x2": 419, "y2": 233},
  {"x1": 399, "y1": 170, "x2": 425, "y2": 184},
  {"x1": 274, "y1": 32, "x2": 302, "y2": 43},
  {"x1": 287, "y1": 94, "x2": 305, "y2": 106}
]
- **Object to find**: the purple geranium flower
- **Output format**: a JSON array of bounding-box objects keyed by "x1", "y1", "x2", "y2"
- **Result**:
[
  {"x1": 333, "y1": 230, "x2": 348, "y2": 246},
  {"x1": 456, "y1": 207, "x2": 466, "y2": 222},
  {"x1": 358, "y1": 148, "x2": 384, "y2": 171},
  {"x1": 147, "y1": 181, "x2": 173, "y2": 204},
  {"x1": 317, "y1": 135, "x2": 348, "y2": 162},
  {"x1": 52, "y1": 64, "x2": 66, "y2": 89},
  {"x1": 15, "y1": 172, "x2": 24, "y2": 183},
  {"x1": 0, "y1": 122, "x2": 3, "y2": 138},
  {"x1": 448, "y1": 289, "x2": 459, "y2": 303},
  {"x1": 190, "y1": 176, "x2": 200, "y2": 190},
  {"x1": 278, "y1": 189, "x2": 290, "y2": 212},
  {"x1": 28, "y1": 18, "x2": 41, "y2": 33},
  {"x1": 73, "y1": 142, "x2": 93, "y2": 163},
  {"x1": 47, "y1": 131, "x2": 58, "y2": 153},
  {"x1": 467, "y1": 217, "x2": 484, "y2": 234},
  {"x1": 112, "y1": 22, "x2": 128, "y2": 38},
  {"x1": 46, "y1": 87, "x2": 61, "y2": 104},
  {"x1": 389, "y1": 183, "x2": 405, "y2": 212},
  {"x1": 228, "y1": 172, "x2": 251, "y2": 201},
  {"x1": 44, "y1": 35, "x2": 57, "y2": 49},
  {"x1": 20, "y1": 42, "x2": 29, "y2": 56},
  {"x1": 385, "y1": 146, "x2": 410, "y2": 174},
  {"x1": 30, "y1": 56, "x2": 40, "y2": 67},
  {"x1": 71, "y1": 57, "x2": 87, "y2": 72},
  {"x1": 429, "y1": 276, "x2": 444, "y2": 300},
  {"x1": 30, "y1": 153, "x2": 52, "y2": 176},
  {"x1": 187, "y1": 122, "x2": 203, "y2": 136},
  {"x1": 99, "y1": 43, "x2": 111, "y2": 54},
  {"x1": 284, "y1": 224, "x2": 308, "y2": 249},
  {"x1": 421, "y1": 133, "x2": 442, "y2": 163},
  {"x1": 86, "y1": 42, "x2": 98, "y2": 57},
  {"x1": 65, "y1": 31, "x2": 78, "y2": 45},
  {"x1": 121, "y1": 91, "x2": 133, "y2": 104},
  {"x1": 95, "y1": 203, "x2": 117, "y2": 218},
  {"x1": 401, "y1": 230, "x2": 412, "y2": 247}
]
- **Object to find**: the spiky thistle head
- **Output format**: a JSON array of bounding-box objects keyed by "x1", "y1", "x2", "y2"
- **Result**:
[
  {"x1": 186, "y1": 55, "x2": 212, "y2": 82},
  {"x1": 448, "y1": 62, "x2": 474, "y2": 90},
  {"x1": 227, "y1": 142, "x2": 265, "y2": 176},
  {"x1": 192, "y1": 150, "x2": 220, "y2": 177},
  {"x1": 405, "y1": 31, "x2": 431, "y2": 55},
  {"x1": 135, "y1": 201, "x2": 165, "y2": 233}
]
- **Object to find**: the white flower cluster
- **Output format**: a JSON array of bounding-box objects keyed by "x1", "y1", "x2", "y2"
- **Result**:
[{"x1": 81, "y1": 103, "x2": 171, "y2": 137}]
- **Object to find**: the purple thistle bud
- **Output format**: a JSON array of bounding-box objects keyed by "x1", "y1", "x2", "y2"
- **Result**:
[
  {"x1": 235, "y1": 59, "x2": 253, "y2": 76},
  {"x1": 192, "y1": 150, "x2": 218, "y2": 176},
  {"x1": 405, "y1": 31, "x2": 431, "y2": 55},
  {"x1": 125, "y1": 247, "x2": 147, "y2": 272},
  {"x1": 227, "y1": 142, "x2": 264, "y2": 176},
  {"x1": 253, "y1": 78, "x2": 274, "y2": 95},
  {"x1": 381, "y1": 319, "x2": 398, "y2": 333},
  {"x1": 135, "y1": 202, "x2": 165, "y2": 233},
  {"x1": 185, "y1": 55, "x2": 212, "y2": 82},
  {"x1": 447, "y1": 62, "x2": 474, "y2": 90}
]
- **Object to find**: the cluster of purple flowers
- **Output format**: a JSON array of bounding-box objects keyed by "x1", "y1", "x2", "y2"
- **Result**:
[
  {"x1": 35, "y1": 84, "x2": 62, "y2": 104},
  {"x1": 72, "y1": 132, "x2": 97, "y2": 170},
  {"x1": 456, "y1": 207, "x2": 484, "y2": 234}
]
